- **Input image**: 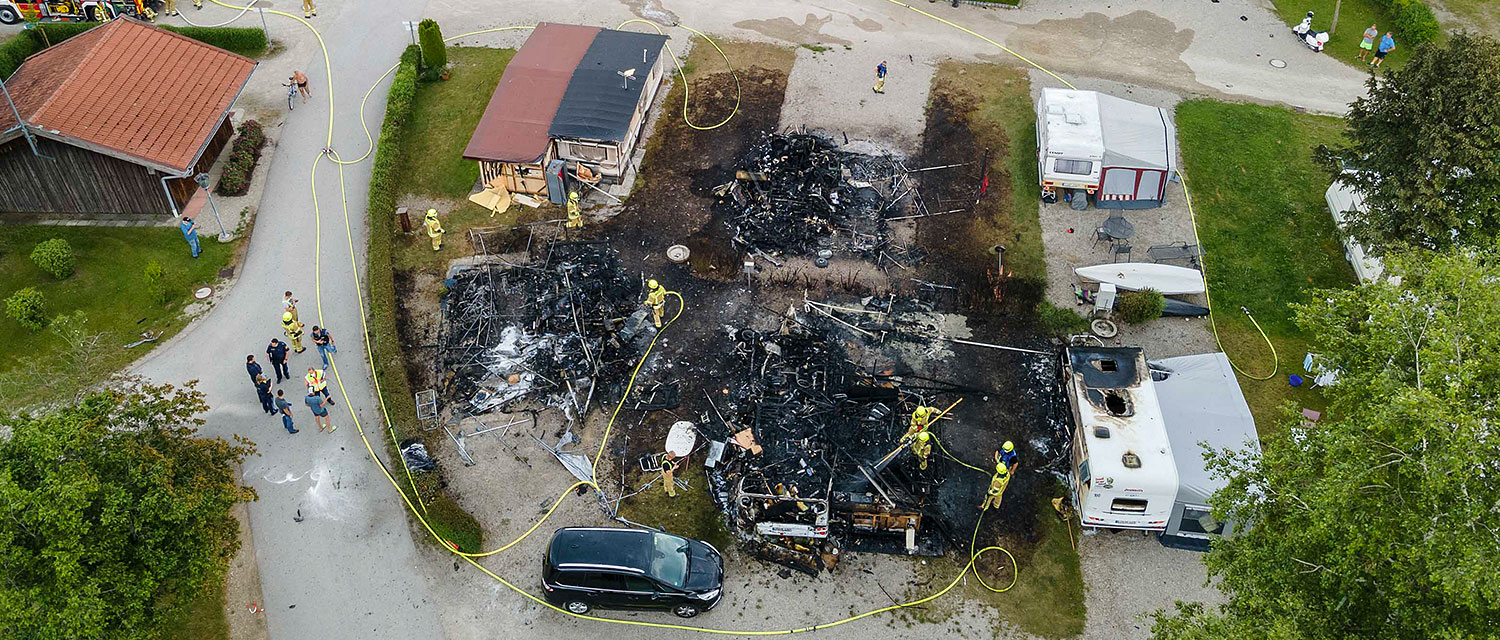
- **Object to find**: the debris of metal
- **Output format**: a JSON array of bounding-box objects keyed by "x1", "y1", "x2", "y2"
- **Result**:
[
  {"x1": 713, "y1": 132, "x2": 941, "y2": 267},
  {"x1": 400, "y1": 438, "x2": 438, "y2": 472}
]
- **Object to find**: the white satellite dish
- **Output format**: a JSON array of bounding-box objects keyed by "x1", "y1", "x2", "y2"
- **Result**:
[
  {"x1": 665, "y1": 421, "x2": 696, "y2": 457},
  {"x1": 618, "y1": 67, "x2": 637, "y2": 89}
]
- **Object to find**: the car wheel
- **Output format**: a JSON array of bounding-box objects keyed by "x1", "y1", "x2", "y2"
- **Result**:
[
  {"x1": 0, "y1": 7, "x2": 21, "y2": 24},
  {"x1": 563, "y1": 600, "x2": 591, "y2": 615},
  {"x1": 672, "y1": 604, "x2": 700, "y2": 619}
]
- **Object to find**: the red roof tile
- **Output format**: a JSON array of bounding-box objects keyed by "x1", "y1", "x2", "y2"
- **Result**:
[
  {"x1": 463, "y1": 23, "x2": 600, "y2": 164},
  {"x1": 0, "y1": 18, "x2": 255, "y2": 172}
]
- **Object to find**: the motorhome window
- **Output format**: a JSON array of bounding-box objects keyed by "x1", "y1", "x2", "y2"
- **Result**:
[
  {"x1": 1093, "y1": 426, "x2": 1111, "y2": 439},
  {"x1": 1093, "y1": 358, "x2": 1117, "y2": 372},
  {"x1": 1055, "y1": 159, "x2": 1093, "y2": 175},
  {"x1": 1111, "y1": 498, "x2": 1148, "y2": 513},
  {"x1": 1077, "y1": 460, "x2": 1091, "y2": 487},
  {"x1": 1179, "y1": 507, "x2": 1225, "y2": 535}
]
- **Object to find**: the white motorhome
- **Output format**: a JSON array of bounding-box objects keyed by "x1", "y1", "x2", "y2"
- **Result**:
[
  {"x1": 1324, "y1": 174, "x2": 1388, "y2": 284},
  {"x1": 1036, "y1": 88, "x2": 1177, "y2": 209},
  {"x1": 1064, "y1": 346, "x2": 1177, "y2": 531}
]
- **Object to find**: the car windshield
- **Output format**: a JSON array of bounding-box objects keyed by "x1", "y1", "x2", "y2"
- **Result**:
[{"x1": 647, "y1": 533, "x2": 690, "y2": 590}]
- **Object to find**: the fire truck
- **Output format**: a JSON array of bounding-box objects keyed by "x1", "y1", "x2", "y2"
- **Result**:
[{"x1": 0, "y1": 1, "x2": 157, "y2": 24}]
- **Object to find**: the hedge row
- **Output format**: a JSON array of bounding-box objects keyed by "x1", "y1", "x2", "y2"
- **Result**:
[
  {"x1": 365, "y1": 46, "x2": 421, "y2": 449},
  {"x1": 216, "y1": 120, "x2": 266, "y2": 196},
  {"x1": 1377, "y1": 0, "x2": 1442, "y2": 46},
  {"x1": 2, "y1": 22, "x2": 266, "y2": 78}
]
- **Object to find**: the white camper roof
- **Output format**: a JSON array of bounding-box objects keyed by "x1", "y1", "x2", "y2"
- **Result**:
[
  {"x1": 1325, "y1": 173, "x2": 1388, "y2": 284},
  {"x1": 1150, "y1": 352, "x2": 1261, "y2": 506},
  {"x1": 1067, "y1": 347, "x2": 1177, "y2": 494},
  {"x1": 1039, "y1": 88, "x2": 1177, "y2": 171}
]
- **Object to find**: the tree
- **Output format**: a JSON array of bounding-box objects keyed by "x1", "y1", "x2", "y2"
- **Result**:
[
  {"x1": 417, "y1": 19, "x2": 446, "y2": 76},
  {"x1": 0, "y1": 382, "x2": 256, "y2": 639},
  {"x1": 1319, "y1": 33, "x2": 1500, "y2": 253},
  {"x1": 1151, "y1": 249, "x2": 1500, "y2": 640}
]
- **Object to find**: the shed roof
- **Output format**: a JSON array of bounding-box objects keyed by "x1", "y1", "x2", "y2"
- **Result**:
[
  {"x1": 462, "y1": 23, "x2": 599, "y2": 164},
  {"x1": 0, "y1": 18, "x2": 256, "y2": 173},
  {"x1": 548, "y1": 29, "x2": 667, "y2": 142},
  {"x1": 1150, "y1": 353, "x2": 1261, "y2": 505}
]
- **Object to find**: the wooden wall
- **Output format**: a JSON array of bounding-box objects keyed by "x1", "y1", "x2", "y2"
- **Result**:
[{"x1": 0, "y1": 119, "x2": 232, "y2": 215}]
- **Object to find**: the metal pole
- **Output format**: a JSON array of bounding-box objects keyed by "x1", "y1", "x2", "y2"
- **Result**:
[
  {"x1": 258, "y1": 8, "x2": 269, "y2": 42},
  {"x1": 0, "y1": 76, "x2": 43, "y2": 158},
  {"x1": 195, "y1": 174, "x2": 232, "y2": 241}
]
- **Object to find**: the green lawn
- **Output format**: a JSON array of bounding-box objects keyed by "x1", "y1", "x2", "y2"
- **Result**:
[
  {"x1": 0, "y1": 227, "x2": 236, "y2": 410},
  {"x1": 1270, "y1": 0, "x2": 1420, "y2": 71},
  {"x1": 401, "y1": 47, "x2": 516, "y2": 199},
  {"x1": 163, "y1": 578, "x2": 229, "y2": 640},
  {"x1": 1176, "y1": 100, "x2": 1357, "y2": 428},
  {"x1": 616, "y1": 463, "x2": 734, "y2": 553}
]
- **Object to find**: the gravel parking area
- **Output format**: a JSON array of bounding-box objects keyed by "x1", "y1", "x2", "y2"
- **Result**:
[
  {"x1": 778, "y1": 46, "x2": 933, "y2": 154},
  {"x1": 1078, "y1": 530, "x2": 1223, "y2": 639}
]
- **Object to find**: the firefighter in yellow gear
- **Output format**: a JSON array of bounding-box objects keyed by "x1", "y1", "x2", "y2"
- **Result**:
[
  {"x1": 424, "y1": 209, "x2": 444, "y2": 251},
  {"x1": 911, "y1": 431, "x2": 932, "y2": 471},
  {"x1": 282, "y1": 312, "x2": 306, "y2": 353},
  {"x1": 980, "y1": 463, "x2": 1011, "y2": 511},
  {"x1": 644, "y1": 279, "x2": 667, "y2": 328},
  {"x1": 305, "y1": 366, "x2": 335, "y2": 405},
  {"x1": 661, "y1": 452, "x2": 679, "y2": 497},
  {"x1": 903, "y1": 405, "x2": 936, "y2": 441},
  {"x1": 163, "y1": 0, "x2": 177, "y2": 16},
  {"x1": 302, "y1": 0, "x2": 317, "y2": 18},
  {"x1": 565, "y1": 191, "x2": 583, "y2": 229}
]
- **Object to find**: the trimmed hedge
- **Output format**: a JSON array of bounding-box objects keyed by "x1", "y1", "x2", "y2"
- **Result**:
[
  {"x1": 30, "y1": 238, "x2": 75, "y2": 279},
  {"x1": 216, "y1": 120, "x2": 267, "y2": 196},
  {"x1": 2, "y1": 23, "x2": 266, "y2": 79}
]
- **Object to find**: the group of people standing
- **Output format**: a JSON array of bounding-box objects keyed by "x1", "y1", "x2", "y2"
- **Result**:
[{"x1": 246, "y1": 291, "x2": 339, "y2": 435}]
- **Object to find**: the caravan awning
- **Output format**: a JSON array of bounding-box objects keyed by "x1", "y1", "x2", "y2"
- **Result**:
[
  {"x1": 1150, "y1": 353, "x2": 1260, "y2": 506},
  {"x1": 1097, "y1": 92, "x2": 1177, "y2": 171}
]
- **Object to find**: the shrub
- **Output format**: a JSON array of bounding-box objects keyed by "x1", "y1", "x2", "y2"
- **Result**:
[
  {"x1": 160, "y1": 26, "x2": 268, "y2": 57},
  {"x1": 5, "y1": 288, "x2": 47, "y2": 331},
  {"x1": 1115, "y1": 289, "x2": 1166, "y2": 324},
  {"x1": 216, "y1": 120, "x2": 267, "y2": 196},
  {"x1": 144, "y1": 260, "x2": 169, "y2": 305},
  {"x1": 417, "y1": 19, "x2": 446, "y2": 77},
  {"x1": 1393, "y1": 2, "x2": 1441, "y2": 46},
  {"x1": 1036, "y1": 302, "x2": 1090, "y2": 336},
  {"x1": 29, "y1": 238, "x2": 75, "y2": 279},
  {"x1": 3, "y1": 25, "x2": 264, "y2": 79}
]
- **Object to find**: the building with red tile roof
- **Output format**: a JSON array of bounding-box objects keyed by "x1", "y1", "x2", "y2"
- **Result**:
[{"x1": 0, "y1": 17, "x2": 256, "y2": 215}]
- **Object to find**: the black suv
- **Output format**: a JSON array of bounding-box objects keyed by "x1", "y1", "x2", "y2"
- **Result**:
[{"x1": 542, "y1": 527, "x2": 724, "y2": 618}]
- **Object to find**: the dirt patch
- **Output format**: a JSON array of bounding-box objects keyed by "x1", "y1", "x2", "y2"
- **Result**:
[
  {"x1": 998, "y1": 11, "x2": 1203, "y2": 94},
  {"x1": 732, "y1": 13, "x2": 852, "y2": 47}
]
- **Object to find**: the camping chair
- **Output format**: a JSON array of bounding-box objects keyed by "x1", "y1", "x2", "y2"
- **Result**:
[
  {"x1": 1092, "y1": 227, "x2": 1113, "y2": 250},
  {"x1": 1112, "y1": 243, "x2": 1132, "y2": 263}
]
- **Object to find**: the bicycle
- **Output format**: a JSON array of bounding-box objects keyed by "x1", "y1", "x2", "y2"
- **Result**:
[{"x1": 283, "y1": 81, "x2": 296, "y2": 112}]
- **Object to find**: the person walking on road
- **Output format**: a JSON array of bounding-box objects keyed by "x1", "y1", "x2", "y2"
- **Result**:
[
  {"x1": 275, "y1": 389, "x2": 299, "y2": 434},
  {"x1": 1358, "y1": 24, "x2": 1378, "y2": 60},
  {"x1": 290, "y1": 70, "x2": 311, "y2": 103},
  {"x1": 873, "y1": 60, "x2": 888, "y2": 94},
  {"x1": 283, "y1": 290, "x2": 299, "y2": 322},
  {"x1": 282, "y1": 312, "x2": 306, "y2": 353},
  {"x1": 180, "y1": 215, "x2": 201, "y2": 258},
  {"x1": 311, "y1": 325, "x2": 337, "y2": 369},
  {"x1": 255, "y1": 375, "x2": 275, "y2": 414},
  {"x1": 305, "y1": 366, "x2": 335, "y2": 405},
  {"x1": 266, "y1": 338, "x2": 291, "y2": 382},
  {"x1": 424, "y1": 209, "x2": 444, "y2": 251},
  {"x1": 302, "y1": 0, "x2": 316, "y2": 18},
  {"x1": 1373, "y1": 32, "x2": 1396, "y2": 67},
  {"x1": 305, "y1": 388, "x2": 335, "y2": 432},
  {"x1": 246, "y1": 354, "x2": 263, "y2": 383},
  {"x1": 163, "y1": 0, "x2": 177, "y2": 16}
]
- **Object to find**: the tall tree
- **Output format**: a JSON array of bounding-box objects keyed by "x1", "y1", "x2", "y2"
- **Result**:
[
  {"x1": 1151, "y1": 249, "x2": 1500, "y2": 640},
  {"x1": 0, "y1": 383, "x2": 256, "y2": 639},
  {"x1": 1320, "y1": 33, "x2": 1500, "y2": 252}
]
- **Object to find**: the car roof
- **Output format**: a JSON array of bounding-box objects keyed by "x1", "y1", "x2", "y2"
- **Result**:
[{"x1": 549, "y1": 527, "x2": 653, "y2": 570}]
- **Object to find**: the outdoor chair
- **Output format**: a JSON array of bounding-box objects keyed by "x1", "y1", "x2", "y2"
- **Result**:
[{"x1": 1112, "y1": 243, "x2": 1132, "y2": 263}]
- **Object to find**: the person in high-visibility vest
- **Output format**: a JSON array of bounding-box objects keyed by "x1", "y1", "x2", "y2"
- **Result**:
[
  {"x1": 305, "y1": 366, "x2": 335, "y2": 405},
  {"x1": 980, "y1": 463, "x2": 1011, "y2": 511},
  {"x1": 643, "y1": 279, "x2": 667, "y2": 328},
  {"x1": 565, "y1": 191, "x2": 583, "y2": 229},
  {"x1": 999, "y1": 440, "x2": 1020, "y2": 475},
  {"x1": 660, "y1": 452, "x2": 679, "y2": 497},
  {"x1": 911, "y1": 431, "x2": 932, "y2": 471},
  {"x1": 424, "y1": 209, "x2": 444, "y2": 251},
  {"x1": 904, "y1": 405, "x2": 936, "y2": 441},
  {"x1": 282, "y1": 312, "x2": 306, "y2": 353}
]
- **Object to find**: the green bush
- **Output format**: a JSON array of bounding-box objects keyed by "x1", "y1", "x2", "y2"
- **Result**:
[
  {"x1": 5, "y1": 287, "x2": 47, "y2": 331},
  {"x1": 1036, "y1": 302, "x2": 1090, "y2": 336},
  {"x1": 29, "y1": 238, "x2": 75, "y2": 279},
  {"x1": 417, "y1": 19, "x2": 446, "y2": 76},
  {"x1": 216, "y1": 120, "x2": 267, "y2": 196},
  {"x1": 160, "y1": 26, "x2": 268, "y2": 57},
  {"x1": 1115, "y1": 289, "x2": 1166, "y2": 324},
  {"x1": 1393, "y1": 2, "x2": 1441, "y2": 46},
  {"x1": 144, "y1": 260, "x2": 169, "y2": 305}
]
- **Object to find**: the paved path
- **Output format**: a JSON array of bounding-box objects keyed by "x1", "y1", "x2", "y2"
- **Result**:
[{"x1": 132, "y1": 1, "x2": 439, "y2": 638}]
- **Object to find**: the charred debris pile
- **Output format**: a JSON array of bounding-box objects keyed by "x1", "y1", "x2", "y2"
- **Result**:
[
  {"x1": 714, "y1": 132, "x2": 943, "y2": 267},
  {"x1": 702, "y1": 312, "x2": 968, "y2": 575},
  {"x1": 438, "y1": 242, "x2": 651, "y2": 422}
]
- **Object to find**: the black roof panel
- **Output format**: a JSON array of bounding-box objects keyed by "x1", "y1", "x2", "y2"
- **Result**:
[
  {"x1": 1068, "y1": 346, "x2": 1145, "y2": 389},
  {"x1": 548, "y1": 29, "x2": 668, "y2": 142},
  {"x1": 548, "y1": 528, "x2": 651, "y2": 569}
]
